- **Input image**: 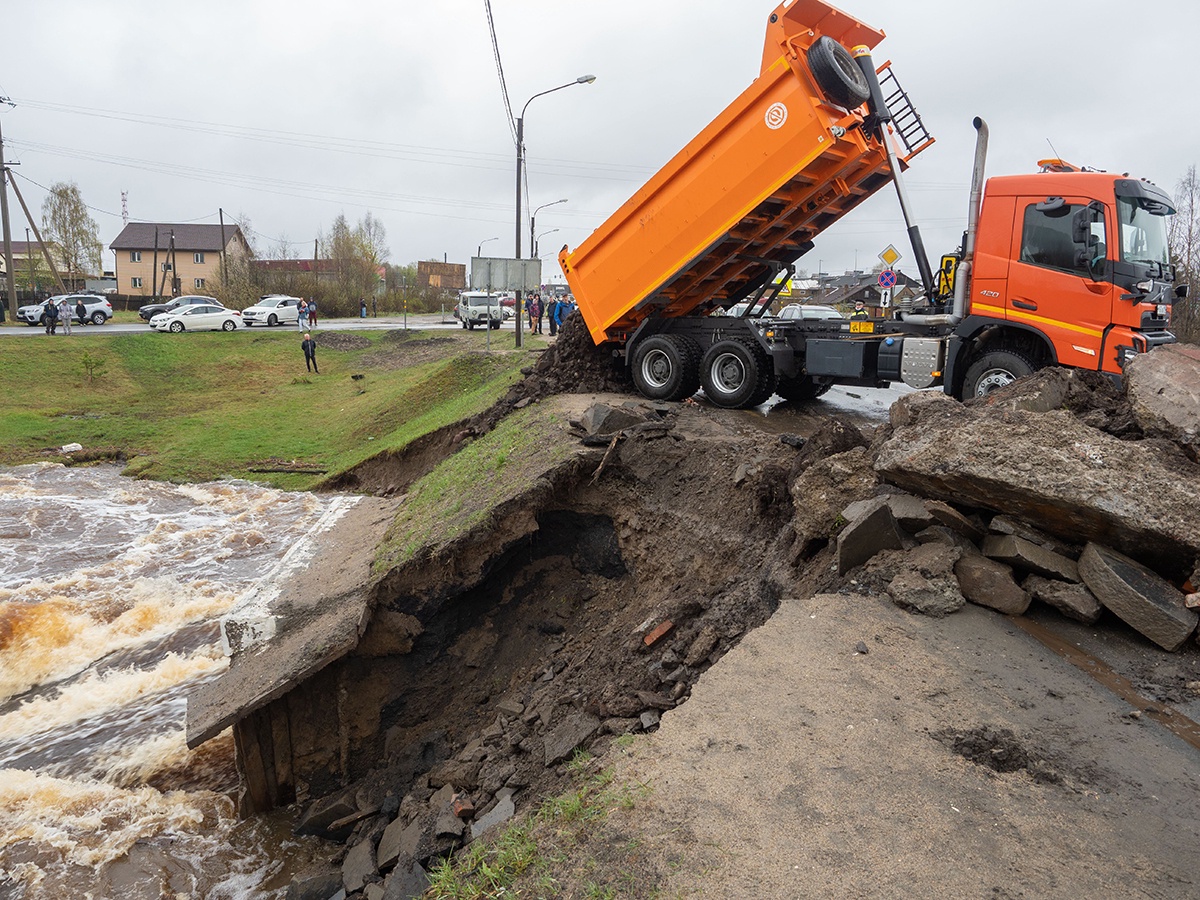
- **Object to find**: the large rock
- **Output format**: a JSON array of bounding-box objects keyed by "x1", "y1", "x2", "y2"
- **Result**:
[
  {"x1": 543, "y1": 710, "x2": 601, "y2": 765},
  {"x1": 1023, "y1": 575, "x2": 1103, "y2": 624},
  {"x1": 383, "y1": 863, "x2": 429, "y2": 900},
  {"x1": 788, "y1": 447, "x2": 879, "y2": 558},
  {"x1": 836, "y1": 498, "x2": 909, "y2": 575},
  {"x1": 579, "y1": 403, "x2": 647, "y2": 437},
  {"x1": 1125, "y1": 343, "x2": 1200, "y2": 449},
  {"x1": 342, "y1": 837, "x2": 378, "y2": 894},
  {"x1": 871, "y1": 543, "x2": 965, "y2": 618},
  {"x1": 1077, "y1": 543, "x2": 1198, "y2": 651},
  {"x1": 876, "y1": 391, "x2": 1200, "y2": 579},
  {"x1": 981, "y1": 534, "x2": 1080, "y2": 582},
  {"x1": 954, "y1": 556, "x2": 1030, "y2": 615},
  {"x1": 470, "y1": 788, "x2": 516, "y2": 841}
]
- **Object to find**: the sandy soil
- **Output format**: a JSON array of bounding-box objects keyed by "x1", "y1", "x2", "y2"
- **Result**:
[{"x1": 601, "y1": 592, "x2": 1200, "y2": 898}]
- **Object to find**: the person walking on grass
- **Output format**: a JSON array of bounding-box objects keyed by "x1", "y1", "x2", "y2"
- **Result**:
[
  {"x1": 301, "y1": 332, "x2": 319, "y2": 373},
  {"x1": 44, "y1": 298, "x2": 59, "y2": 335}
]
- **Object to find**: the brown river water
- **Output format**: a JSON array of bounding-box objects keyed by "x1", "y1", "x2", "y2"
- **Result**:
[{"x1": 0, "y1": 464, "x2": 354, "y2": 899}]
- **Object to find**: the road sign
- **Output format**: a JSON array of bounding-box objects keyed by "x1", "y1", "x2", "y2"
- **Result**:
[
  {"x1": 878, "y1": 269, "x2": 897, "y2": 289},
  {"x1": 879, "y1": 244, "x2": 902, "y2": 268},
  {"x1": 880, "y1": 288, "x2": 892, "y2": 308}
]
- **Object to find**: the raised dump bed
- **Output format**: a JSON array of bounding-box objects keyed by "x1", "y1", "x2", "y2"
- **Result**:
[{"x1": 560, "y1": 0, "x2": 931, "y2": 347}]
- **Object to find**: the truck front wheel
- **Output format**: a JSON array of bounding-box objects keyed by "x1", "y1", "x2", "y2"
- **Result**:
[
  {"x1": 962, "y1": 350, "x2": 1037, "y2": 399},
  {"x1": 631, "y1": 335, "x2": 700, "y2": 401},
  {"x1": 701, "y1": 339, "x2": 771, "y2": 409}
]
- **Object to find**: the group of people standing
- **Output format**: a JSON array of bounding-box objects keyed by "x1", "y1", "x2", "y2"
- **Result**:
[
  {"x1": 525, "y1": 293, "x2": 577, "y2": 336},
  {"x1": 42, "y1": 297, "x2": 87, "y2": 335}
]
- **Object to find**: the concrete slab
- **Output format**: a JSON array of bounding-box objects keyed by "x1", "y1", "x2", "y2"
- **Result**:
[
  {"x1": 186, "y1": 496, "x2": 402, "y2": 748},
  {"x1": 1078, "y1": 543, "x2": 1198, "y2": 652}
]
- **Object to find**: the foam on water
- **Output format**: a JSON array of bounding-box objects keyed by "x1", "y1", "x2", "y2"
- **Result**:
[{"x1": 0, "y1": 464, "x2": 349, "y2": 898}]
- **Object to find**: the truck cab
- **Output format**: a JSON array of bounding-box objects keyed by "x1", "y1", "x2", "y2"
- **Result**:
[{"x1": 952, "y1": 170, "x2": 1177, "y2": 396}]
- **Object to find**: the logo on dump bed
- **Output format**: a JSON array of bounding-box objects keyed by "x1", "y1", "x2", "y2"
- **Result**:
[{"x1": 765, "y1": 102, "x2": 788, "y2": 130}]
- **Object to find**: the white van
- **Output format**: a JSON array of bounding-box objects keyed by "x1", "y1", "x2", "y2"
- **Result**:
[{"x1": 456, "y1": 292, "x2": 504, "y2": 330}]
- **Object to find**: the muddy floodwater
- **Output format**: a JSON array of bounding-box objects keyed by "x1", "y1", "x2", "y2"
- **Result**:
[{"x1": 0, "y1": 464, "x2": 347, "y2": 899}]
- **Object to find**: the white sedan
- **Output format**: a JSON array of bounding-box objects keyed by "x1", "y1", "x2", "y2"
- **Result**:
[
  {"x1": 150, "y1": 304, "x2": 242, "y2": 333},
  {"x1": 241, "y1": 295, "x2": 302, "y2": 327}
]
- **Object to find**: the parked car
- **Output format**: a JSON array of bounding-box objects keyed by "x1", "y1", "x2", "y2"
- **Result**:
[
  {"x1": 241, "y1": 295, "x2": 303, "y2": 327},
  {"x1": 455, "y1": 292, "x2": 504, "y2": 330},
  {"x1": 18, "y1": 294, "x2": 113, "y2": 326},
  {"x1": 777, "y1": 303, "x2": 844, "y2": 321},
  {"x1": 150, "y1": 304, "x2": 241, "y2": 333},
  {"x1": 138, "y1": 295, "x2": 224, "y2": 324}
]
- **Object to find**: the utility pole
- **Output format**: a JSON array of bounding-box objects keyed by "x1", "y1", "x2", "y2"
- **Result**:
[
  {"x1": 26, "y1": 227, "x2": 33, "y2": 293},
  {"x1": 8, "y1": 176, "x2": 66, "y2": 294},
  {"x1": 0, "y1": 103, "x2": 17, "y2": 322},
  {"x1": 219, "y1": 208, "x2": 228, "y2": 287}
]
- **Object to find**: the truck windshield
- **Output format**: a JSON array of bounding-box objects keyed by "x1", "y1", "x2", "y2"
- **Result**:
[{"x1": 1117, "y1": 196, "x2": 1171, "y2": 267}]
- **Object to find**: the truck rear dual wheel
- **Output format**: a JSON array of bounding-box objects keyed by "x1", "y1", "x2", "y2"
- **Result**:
[
  {"x1": 808, "y1": 36, "x2": 871, "y2": 111},
  {"x1": 631, "y1": 335, "x2": 701, "y2": 402},
  {"x1": 700, "y1": 339, "x2": 775, "y2": 409},
  {"x1": 962, "y1": 350, "x2": 1037, "y2": 399},
  {"x1": 776, "y1": 374, "x2": 833, "y2": 403}
]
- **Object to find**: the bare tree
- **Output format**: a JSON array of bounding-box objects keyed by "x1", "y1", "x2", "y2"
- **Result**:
[
  {"x1": 40, "y1": 182, "x2": 103, "y2": 288},
  {"x1": 1170, "y1": 165, "x2": 1199, "y2": 342}
]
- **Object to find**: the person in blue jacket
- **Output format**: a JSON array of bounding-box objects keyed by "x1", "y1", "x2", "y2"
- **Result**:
[{"x1": 554, "y1": 297, "x2": 576, "y2": 332}]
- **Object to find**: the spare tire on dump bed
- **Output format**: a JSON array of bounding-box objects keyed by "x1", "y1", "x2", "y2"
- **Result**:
[{"x1": 807, "y1": 36, "x2": 870, "y2": 110}]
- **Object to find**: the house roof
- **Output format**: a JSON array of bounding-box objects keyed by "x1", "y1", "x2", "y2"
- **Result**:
[{"x1": 110, "y1": 223, "x2": 245, "y2": 252}]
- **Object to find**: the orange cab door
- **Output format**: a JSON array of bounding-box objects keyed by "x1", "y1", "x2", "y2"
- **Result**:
[{"x1": 1004, "y1": 196, "x2": 1113, "y2": 371}]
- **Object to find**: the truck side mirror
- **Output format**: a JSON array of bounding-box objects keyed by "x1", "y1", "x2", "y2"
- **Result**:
[
  {"x1": 1071, "y1": 208, "x2": 1091, "y2": 244},
  {"x1": 1177, "y1": 283, "x2": 1190, "y2": 300}
]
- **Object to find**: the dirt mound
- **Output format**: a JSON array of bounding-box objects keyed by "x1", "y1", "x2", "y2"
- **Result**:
[
  {"x1": 934, "y1": 725, "x2": 1043, "y2": 775},
  {"x1": 314, "y1": 331, "x2": 371, "y2": 352},
  {"x1": 510, "y1": 312, "x2": 632, "y2": 402}
]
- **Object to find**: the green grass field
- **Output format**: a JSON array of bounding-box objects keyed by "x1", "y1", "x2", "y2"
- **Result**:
[{"x1": 0, "y1": 327, "x2": 534, "y2": 488}]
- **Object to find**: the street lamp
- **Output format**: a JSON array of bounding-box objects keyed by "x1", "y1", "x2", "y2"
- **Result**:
[
  {"x1": 515, "y1": 74, "x2": 595, "y2": 347},
  {"x1": 477, "y1": 236, "x2": 499, "y2": 258},
  {"x1": 535, "y1": 228, "x2": 560, "y2": 258},
  {"x1": 530, "y1": 199, "x2": 567, "y2": 258}
]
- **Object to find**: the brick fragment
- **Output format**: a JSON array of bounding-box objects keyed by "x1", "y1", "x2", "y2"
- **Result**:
[{"x1": 643, "y1": 620, "x2": 674, "y2": 646}]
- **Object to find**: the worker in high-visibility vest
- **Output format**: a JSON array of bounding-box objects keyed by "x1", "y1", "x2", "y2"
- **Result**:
[{"x1": 850, "y1": 299, "x2": 869, "y2": 320}]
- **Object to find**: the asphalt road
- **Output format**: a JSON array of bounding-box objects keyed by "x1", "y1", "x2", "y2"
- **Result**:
[{"x1": 0, "y1": 312, "x2": 498, "y2": 336}]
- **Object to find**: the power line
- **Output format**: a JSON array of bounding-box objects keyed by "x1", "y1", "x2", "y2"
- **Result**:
[{"x1": 483, "y1": 0, "x2": 517, "y2": 147}]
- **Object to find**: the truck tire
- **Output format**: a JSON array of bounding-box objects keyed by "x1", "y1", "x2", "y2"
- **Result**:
[
  {"x1": 776, "y1": 373, "x2": 833, "y2": 402},
  {"x1": 632, "y1": 335, "x2": 700, "y2": 401},
  {"x1": 962, "y1": 350, "x2": 1037, "y2": 399},
  {"x1": 700, "y1": 339, "x2": 770, "y2": 409},
  {"x1": 807, "y1": 36, "x2": 870, "y2": 110}
]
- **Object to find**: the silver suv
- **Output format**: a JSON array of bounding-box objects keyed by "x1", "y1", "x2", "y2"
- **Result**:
[
  {"x1": 456, "y1": 292, "x2": 504, "y2": 330},
  {"x1": 19, "y1": 293, "x2": 113, "y2": 326}
]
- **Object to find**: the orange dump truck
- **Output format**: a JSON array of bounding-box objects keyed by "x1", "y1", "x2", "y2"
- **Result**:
[{"x1": 559, "y1": 0, "x2": 1182, "y2": 406}]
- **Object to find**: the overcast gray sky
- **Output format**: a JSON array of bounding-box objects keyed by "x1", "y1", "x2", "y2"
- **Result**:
[{"x1": 3, "y1": 0, "x2": 1197, "y2": 286}]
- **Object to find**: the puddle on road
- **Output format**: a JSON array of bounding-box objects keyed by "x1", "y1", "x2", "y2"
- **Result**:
[{"x1": 1013, "y1": 616, "x2": 1200, "y2": 753}]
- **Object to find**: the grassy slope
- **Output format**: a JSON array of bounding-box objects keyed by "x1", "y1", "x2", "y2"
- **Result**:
[
  {"x1": 0, "y1": 328, "x2": 531, "y2": 488},
  {"x1": 373, "y1": 400, "x2": 580, "y2": 572}
]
